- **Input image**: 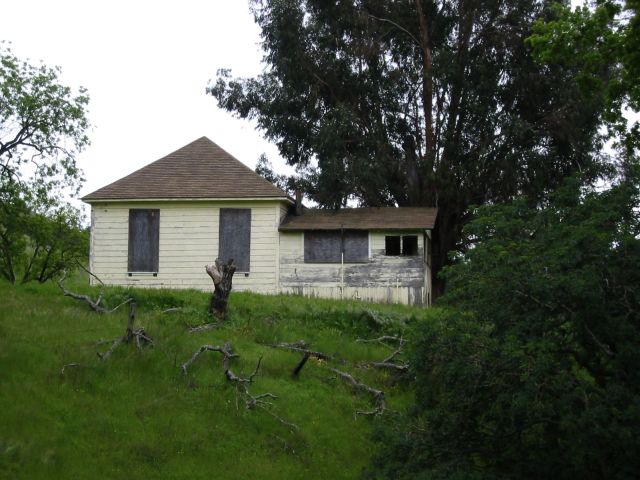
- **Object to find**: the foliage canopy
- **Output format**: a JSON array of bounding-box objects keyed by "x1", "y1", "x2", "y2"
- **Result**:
[
  {"x1": 209, "y1": 0, "x2": 610, "y2": 292},
  {"x1": 369, "y1": 171, "x2": 640, "y2": 479},
  {"x1": 0, "y1": 44, "x2": 90, "y2": 284},
  {"x1": 0, "y1": 43, "x2": 90, "y2": 198}
]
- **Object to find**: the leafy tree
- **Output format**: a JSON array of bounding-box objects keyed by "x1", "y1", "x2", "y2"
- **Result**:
[
  {"x1": 0, "y1": 44, "x2": 91, "y2": 283},
  {"x1": 528, "y1": 0, "x2": 640, "y2": 166},
  {"x1": 255, "y1": 153, "x2": 295, "y2": 193},
  {"x1": 0, "y1": 185, "x2": 88, "y2": 284},
  {"x1": 0, "y1": 43, "x2": 90, "y2": 197},
  {"x1": 368, "y1": 172, "x2": 640, "y2": 479},
  {"x1": 209, "y1": 0, "x2": 608, "y2": 294}
]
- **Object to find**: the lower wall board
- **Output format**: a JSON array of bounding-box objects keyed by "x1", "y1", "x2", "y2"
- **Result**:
[
  {"x1": 279, "y1": 286, "x2": 425, "y2": 306},
  {"x1": 90, "y1": 276, "x2": 426, "y2": 305}
]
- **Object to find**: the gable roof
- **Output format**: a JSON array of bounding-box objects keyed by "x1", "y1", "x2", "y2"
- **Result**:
[
  {"x1": 279, "y1": 207, "x2": 438, "y2": 231},
  {"x1": 82, "y1": 137, "x2": 290, "y2": 202}
]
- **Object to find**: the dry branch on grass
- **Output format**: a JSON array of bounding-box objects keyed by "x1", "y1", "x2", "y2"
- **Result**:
[
  {"x1": 265, "y1": 341, "x2": 333, "y2": 361},
  {"x1": 60, "y1": 363, "x2": 80, "y2": 376},
  {"x1": 329, "y1": 368, "x2": 386, "y2": 416},
  {"x1": 361, "y1": 344, "x2": 409, "y2": 372},
  {"x1": 356, "y1": 335, "x2": 408, "y2": 346},
  {"x1": 263, "y1": 341, "x2": 333, "y2": 377},
  {"x1": 265, "y1": 340, "x2": 387, "y2": 416},
  {"x1": 57, "y1": 268, "x2": 132, "y2": 314},
  {"x1": 97, "y1": 303, "x2": 154, "y2": 361},
  {"x1": 188, "y1": 322, "x2": 222, "y2": 334},
  {"x1": 182, "y1": 341, "x2": 297, "y2": 429},
  {"x1": 357, "y1": 335, "x2": 410, "y2": 372}
]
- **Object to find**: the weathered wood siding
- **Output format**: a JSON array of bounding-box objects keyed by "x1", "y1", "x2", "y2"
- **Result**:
[
  {"x1": 89, "y1": 200, "x2": 284, "y2": 292},
  {"x1": 279, "y1": 230, "x2": 429, "y2": 305}
]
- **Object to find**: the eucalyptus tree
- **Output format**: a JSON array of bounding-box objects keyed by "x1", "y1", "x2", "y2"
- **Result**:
[{"x1": 209, "y1": 0, "x2": 607, "y2": 294}]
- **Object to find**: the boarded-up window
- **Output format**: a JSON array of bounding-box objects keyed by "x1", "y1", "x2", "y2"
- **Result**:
[
  {"x1": 344, "y1": 230, "x2": 368, "y2": 262},
  {"x1": 128, "y1": 209, "x2": 159, "y2": 272},
  {"x1": 219, "y1": 208, "x2": 251, "y2": 272},
  {"x1": 304, "y1": 230, "x2": 368, "y2": 263}
]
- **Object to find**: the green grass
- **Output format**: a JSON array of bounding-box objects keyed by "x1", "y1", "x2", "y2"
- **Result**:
[{"x1": 0, "y1": 274, "x2": 426, "y2": 479}]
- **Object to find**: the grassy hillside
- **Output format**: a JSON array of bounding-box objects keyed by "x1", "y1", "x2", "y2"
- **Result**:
[{"x1": 0, "y1": 275, "x2": 428, "y2": 479}]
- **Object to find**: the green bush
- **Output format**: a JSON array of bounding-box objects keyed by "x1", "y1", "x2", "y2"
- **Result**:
[{"x1": 369, "y1": 173, "x2": 640, "y2": 479}]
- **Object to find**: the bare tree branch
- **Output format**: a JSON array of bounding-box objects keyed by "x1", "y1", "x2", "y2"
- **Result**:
[
  {"x1": 97, "y1": 303, "x2": 153, "y2": 361},
  {"x1": 329, "y1": 367, "x2": 386, "y2": 416},
  {"x1": 182, "y1": 342, "x2": 297, "y2": 429},
  {"x1": 57, "y1": 270, "x2": 131, "y2": 314}
]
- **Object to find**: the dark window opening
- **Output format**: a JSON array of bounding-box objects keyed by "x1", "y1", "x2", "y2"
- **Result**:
[
  {"x1": 402, "y1": 235, "x2": 418, "y2": 256},
  {"x1": 219, "y1": 208, "x2": 251, "y2": 272},
  {"x1": 385, "y1": 235, "x2": 419, "y2": 256},
  {"x1": 304, "y1": 230, "x2": 368, "y2": 263},
  {"x1": 385, "y1": 236, "x2": 401, "y2": 255},
  {"x1": 128, "y1": 209, "x2": 160, "y2": 272}
]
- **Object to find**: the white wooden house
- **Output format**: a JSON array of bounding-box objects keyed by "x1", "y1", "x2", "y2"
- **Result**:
[{"x1": 83, "y1": 137, "x2": 437, "y2": 305}]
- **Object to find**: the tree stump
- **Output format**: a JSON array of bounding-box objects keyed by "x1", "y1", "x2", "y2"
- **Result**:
[{"x1": 205, "y1": 259, "x2": 236, "y2": 320}]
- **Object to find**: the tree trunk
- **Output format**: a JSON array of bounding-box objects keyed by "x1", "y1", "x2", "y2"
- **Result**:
[
  {"x1": 430, "y1": 208, "x2": 462, "y2": 300},
  {"x1": 205, "y1": 259, "x2": 236, "y2": 320}
]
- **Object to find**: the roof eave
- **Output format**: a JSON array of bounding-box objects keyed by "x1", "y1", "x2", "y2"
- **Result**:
[{"x1": 83, "y1": 196, "x2": 294, "y2": 204}]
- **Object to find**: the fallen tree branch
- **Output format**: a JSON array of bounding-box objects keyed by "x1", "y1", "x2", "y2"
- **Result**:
[
  {"x1": 188, "y1": 322, "x2": 222, "y2": 334},
  {"x1": 368, "y1": 361, "x2": 410, "y2": 372},
  {"x1": 356, "y1": 335, "x2": 408, "y2": 346},
  {"x1": 163, "y1": 307, "x2": 182, "y2": 314},
  {"x1": 57, "y1": 270, "x2": 132, "y2": 314},
  {"x1": 358, "y1": 336, "x2": 410, "y2": 372},
  {"x1": 292, "y1": 353, "x2": 310, "y2": 377},
  {"x1": 97, "y1": 303, "x2": 154, "y2": 361},
  {"x1": 60, "y1": 363, "x2": 80, "y2": 376},
  {"x1": 329, "y1": 367, "x2": 386, "y2": 416},
  {"x1": 181, "y1": 343, "x2": 236, "y2": 375},
  {"x1": 182, "y1": 342, "x2": 297, "y2": 429},
  {"x1": 264, "y1": 341, "x2": 333, "y2": 361}
]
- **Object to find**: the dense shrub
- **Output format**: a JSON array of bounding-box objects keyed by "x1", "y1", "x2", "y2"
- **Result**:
[{"x1": 368, "y1": 173, "x2": 640, "y2": 479}]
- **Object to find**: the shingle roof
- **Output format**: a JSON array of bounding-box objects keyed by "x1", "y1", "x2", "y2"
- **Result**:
[
  {"x1": 82, "y1": 137, "x2": 289, "y2": 202},
  {"x1": 279, "y1": 207, "x2": 438, "y2": 231}
]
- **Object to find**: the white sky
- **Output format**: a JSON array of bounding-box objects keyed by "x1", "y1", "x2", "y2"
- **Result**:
[{"x1": 2, "y1": 0, "x2": 291, "y2": 212}]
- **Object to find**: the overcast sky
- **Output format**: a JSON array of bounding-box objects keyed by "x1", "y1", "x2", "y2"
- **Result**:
[{"x1": 2, "y1": 0, "x2": 291, "y2": 210}]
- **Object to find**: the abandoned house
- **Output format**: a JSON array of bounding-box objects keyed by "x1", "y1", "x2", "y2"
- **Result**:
[{"x1": 82, "y1": 137, "x2": 438, "y2": 305}]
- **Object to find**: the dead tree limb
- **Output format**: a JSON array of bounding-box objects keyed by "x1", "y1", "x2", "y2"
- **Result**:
[
  {"x1": 182, "y1": 342, "x2": 297, "y2": 429},
  {"x1": 60, "y1": 363, "x2": 80, "y2": 376},
  {"x1": 358, "y1": 336, "x2": 410, "y2": 372},
  {"x1": 181, "y1": 343, "x2": 237, "y2": 375},
  {"x1": 97, "y1": 303, "x2": 154, "y2": 361},
  {"x1": 329, "y1": 367, "x2": 386, "y2": 416},
  {"x1": 188, "y1": 322, "x2": 222, "y2": 334},
  {"x1": 368, "y1": 361, "x2": 410, "y2": 372},
  {"x1": 263, "y1": 340, "x2": 335, "y2": 377},
  {"x1": 57, "y1": 270, "x2": 132, "y2": 314},
  {"x1": 163, "y1": 307, "x2": 182, "y2": 314},
  {"x1": 205, "y1": 259, "x2": 236, "y2": 320},
  {"x1": 265, "y1": 341, "x2": 333, "y2": 361},
  {"x1": 356, "y1": 335, "x2": 408, "y2": 346},
  {"x1": 292, "y1": 353, "x2": 310, "y2": 377}
]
